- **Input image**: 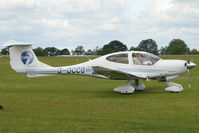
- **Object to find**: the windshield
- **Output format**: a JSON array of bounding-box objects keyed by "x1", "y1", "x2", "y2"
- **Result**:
[{"x1": 132, "y1": 53, "x2": 160, "y2": 65}]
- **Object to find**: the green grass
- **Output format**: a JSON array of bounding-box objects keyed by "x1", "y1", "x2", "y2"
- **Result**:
[{"x1": 0, "y1": 55, "x2": 199, "y2": 133}]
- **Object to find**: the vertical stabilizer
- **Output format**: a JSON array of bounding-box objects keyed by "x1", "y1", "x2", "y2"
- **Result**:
[{"x1": 4, "y1": 41, "x2": 53, "y2": 73}]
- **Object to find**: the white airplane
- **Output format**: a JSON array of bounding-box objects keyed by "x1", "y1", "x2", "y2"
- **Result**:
[{"x1": 4, "y1": 41, "x2": 196, "y2": 94}]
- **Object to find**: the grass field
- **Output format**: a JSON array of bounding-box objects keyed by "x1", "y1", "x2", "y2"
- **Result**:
[{"x1": 0, "y1": 55, "x2": 199, "y2": 133}]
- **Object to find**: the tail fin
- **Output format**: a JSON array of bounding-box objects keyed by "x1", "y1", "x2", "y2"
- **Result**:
[{"x1": 4, "y1": 41, "x2": 53, "y2": 73}]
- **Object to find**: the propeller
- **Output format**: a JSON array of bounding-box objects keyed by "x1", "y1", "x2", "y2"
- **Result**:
[
  {"x1": 187, "y1": 68, "x2": 191, "y2": 88},
  {"x1": 187, "y1": 58, "x2": 191, "y2": 88},
  {"x1": 185, "y1": 58, "x2": 196, "y2": 88},
  {"x1": 187, "y1": 57, "x2": 190, "y2": 64}
]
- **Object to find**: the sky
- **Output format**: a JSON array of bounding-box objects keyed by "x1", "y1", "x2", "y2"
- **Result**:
[{"x1": 0, "y1": 0, "x2": 199, "y2": 51}]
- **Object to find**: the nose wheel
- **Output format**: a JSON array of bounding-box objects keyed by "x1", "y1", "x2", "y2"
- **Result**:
[{"x1": 165, "y1": 82, "x2": 183, "y2": 92}]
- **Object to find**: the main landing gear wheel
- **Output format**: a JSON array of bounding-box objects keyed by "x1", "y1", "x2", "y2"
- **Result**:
[
  {"x1": 114, "y1": 80, "x2": 145, "y2": 94},
  {"x1": 132, "y1": 79, "x2": 145, "y2": 91}
]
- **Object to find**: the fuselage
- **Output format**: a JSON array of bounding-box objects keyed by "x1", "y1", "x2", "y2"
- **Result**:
[{"x1": 43, "y1": 51, "x2": 191, "y2": 81}]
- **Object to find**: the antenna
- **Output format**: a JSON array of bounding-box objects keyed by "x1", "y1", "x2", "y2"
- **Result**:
[
  {"x1": 76, "y1": 55, "x2": 92, "y2": 63},
  {"x1": 85, "y1": 55, "x2": 92, "y2": 61}
]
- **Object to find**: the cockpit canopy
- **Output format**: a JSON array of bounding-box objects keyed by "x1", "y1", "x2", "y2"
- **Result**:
[
  {"x1": 106, "y1": 52, "x2": 160, "y2": 65},
  {"x1": 132, "y1": 52, "x2": 160, "y2": 65},
  {"x1": 106, "y1": 53, "x2": 129, "y2": 64}
]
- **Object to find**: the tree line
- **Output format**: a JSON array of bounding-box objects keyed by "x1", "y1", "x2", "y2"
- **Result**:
[{"x1": 1, "y1": 39, "x2": 199, "y2": 56}]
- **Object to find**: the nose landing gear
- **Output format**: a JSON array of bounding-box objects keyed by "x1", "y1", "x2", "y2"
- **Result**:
[{"x1": 165, "y1": 82, "x2": 183, "y2": 93}]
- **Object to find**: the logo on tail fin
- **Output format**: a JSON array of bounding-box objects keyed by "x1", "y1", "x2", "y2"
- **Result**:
[{"x1": 21, "y1": 51, "x2": 34, "y2": 65}]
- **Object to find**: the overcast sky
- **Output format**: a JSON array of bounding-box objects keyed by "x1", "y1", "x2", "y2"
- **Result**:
[{"x1": 1, "y1": 0, "x2": 199, "y2": 51}]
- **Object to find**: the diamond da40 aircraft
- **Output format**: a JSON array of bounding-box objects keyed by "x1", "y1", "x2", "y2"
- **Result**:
[{"x1": 4, "y1": 42, "x2": 196, "y2": 94}]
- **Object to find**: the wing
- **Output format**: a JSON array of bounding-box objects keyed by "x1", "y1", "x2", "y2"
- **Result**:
[{"x1": 92, "y1": 66, "x2": 147, "y2": 80}]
